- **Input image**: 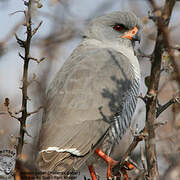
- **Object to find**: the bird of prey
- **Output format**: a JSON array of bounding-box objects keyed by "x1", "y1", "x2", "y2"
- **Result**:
[{"x1": 37, "y1": 11, "x2": 142, "y2": 180}]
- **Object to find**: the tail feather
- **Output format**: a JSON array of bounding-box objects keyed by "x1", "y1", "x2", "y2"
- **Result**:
[{"x1": 38, "y1": 151, "x2": 78, "y2": 172}]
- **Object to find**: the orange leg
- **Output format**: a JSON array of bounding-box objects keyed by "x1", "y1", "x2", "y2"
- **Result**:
[
  {"x1": 88, "y1": 165, "x2": 97, "y2": 180},
  {"x1": 95, "y1": 148, "x2": 118, "y2": 178},
  {"x1": 95, "y1": 148, "x2": 135, "y2": 179}
]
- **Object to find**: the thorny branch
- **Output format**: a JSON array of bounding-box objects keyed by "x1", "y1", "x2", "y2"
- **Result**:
[
  {"x1": 145, "y1": 0, "x2": 176, "y2": 179},
  {"x1": 13, "y1": 1, "x2": 43, "y2": 157},
  {"x1": 16, "y1": 1, "x2": 33, "y2": 157}
]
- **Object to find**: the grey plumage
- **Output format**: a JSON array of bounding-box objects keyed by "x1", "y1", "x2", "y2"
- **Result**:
[{"x1": 37, "y1": 11, "x2": 142, "y2": 173}]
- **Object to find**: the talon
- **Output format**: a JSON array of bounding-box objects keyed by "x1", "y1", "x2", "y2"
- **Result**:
[
  {"x1": 120, "y1": 161, "x2": 135, "y2": 180},
  {"x1": 124, "y1": 161, "x2": 135, "y2": 170},
  {"x1": 121, "y1": 167, "x2": 128, "y2": 180}
]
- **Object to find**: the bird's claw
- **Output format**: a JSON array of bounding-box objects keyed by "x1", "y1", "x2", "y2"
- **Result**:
[{"x1": 94, "y1": 148, "x2": 135, "y2": 180}]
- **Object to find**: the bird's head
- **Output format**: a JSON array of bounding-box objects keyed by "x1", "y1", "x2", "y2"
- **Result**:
[{"x1": 83, "y1": 11, "x2": 143, "y2": 47}]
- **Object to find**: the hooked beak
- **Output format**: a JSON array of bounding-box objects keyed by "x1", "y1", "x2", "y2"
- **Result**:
[{"x1": 121, "y1": 26, "x2": 140, "y2": 42}]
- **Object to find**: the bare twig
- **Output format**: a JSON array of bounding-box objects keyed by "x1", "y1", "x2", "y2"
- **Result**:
[
  {"x1": 7, "y1": 108, "x2": 20, "y2": 121},
  {"x1": 27, "y1": 106, "x2": 43, "y2": 116},
  {"x1": 29, "y1": 56, "x2": 45, "y2": 63},
  {"x1": 31, "y1": 21, "x2": 43, "y2": 36},
  {"x1": 3, "y1": 98, "x2": 20, "y2": 121},
  {"x1": 15, "y1": 34, "x2": 26, "y2": 48},
  {"x1": 9, "y1": 10, "x2": 25, "y2": 16},
  {"x1": 156, "y1": 94, "x2": 180, "y2": 118},
  {"x1": 18, "y1": 52, "x2": 25, "y2": 60}
]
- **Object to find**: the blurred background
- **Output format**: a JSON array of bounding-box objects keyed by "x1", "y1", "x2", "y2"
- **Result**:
[{"x1": 0, "y1": 0, "x2": 180, "y2": 179}]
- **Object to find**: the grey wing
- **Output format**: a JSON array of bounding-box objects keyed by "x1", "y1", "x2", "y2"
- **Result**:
[{"x1": 38, "y1": 46, "x2": 140, "y2": 171}]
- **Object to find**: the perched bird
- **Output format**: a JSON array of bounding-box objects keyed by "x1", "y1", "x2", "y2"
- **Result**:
[{"x1": 37, "y1": 11, "x2": 142, "y2": 179}]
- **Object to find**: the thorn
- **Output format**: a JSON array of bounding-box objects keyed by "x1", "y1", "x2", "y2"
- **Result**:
[
  {"x1": 23, "y1": 127, "x2": 32, "y2": 137},
  {"x1": 31, "y1": 21, "x2": 43, "y2": 36},
  {"x1": 29, "y1": 56, "x2": 45, "y2": 63},
  {"x1": 18, "y1": 52, "x2": 25, "y2": 60},
  {"x1": 15, "y1": 34, "x2": 26, "y2": 48}
]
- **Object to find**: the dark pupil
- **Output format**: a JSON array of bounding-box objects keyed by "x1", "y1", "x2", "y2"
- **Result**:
[{"x1": 114, "y1": 25, "x2": 122, "y2": 31}]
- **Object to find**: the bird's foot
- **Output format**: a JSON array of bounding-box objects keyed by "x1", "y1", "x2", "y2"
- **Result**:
[
  {"x1": 94, "y1": 148, "x2": 135, "y2": 180},
  {"x1": 95, "y1": 148, "x2": 117, "y2": 178}
]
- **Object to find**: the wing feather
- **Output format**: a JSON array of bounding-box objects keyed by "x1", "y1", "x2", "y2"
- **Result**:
[{"x1": 38, "y1": 44, "x2": 139, "y2": 171}]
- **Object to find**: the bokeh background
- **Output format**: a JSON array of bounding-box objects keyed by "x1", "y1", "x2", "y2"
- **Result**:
[{"x1": 0, "y1": 0, "x2": 180, "y2": 179}]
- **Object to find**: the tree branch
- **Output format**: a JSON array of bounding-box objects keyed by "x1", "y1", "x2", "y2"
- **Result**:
[
  {"x1": 14, "y1": 0, "x2": 43, "y2": 158},
  {"x1": 27, "y1": 106, "x2": 43, "y2": 116},
  {"x1": 156, "y1": 94, "x2": 180, "y2": 118},
  {"x1": 145, "y1": 0, "x2": 176, "y2": 179},
  {"x1": 15, "y1": 0, "x2": 33, "y2": 157}
]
